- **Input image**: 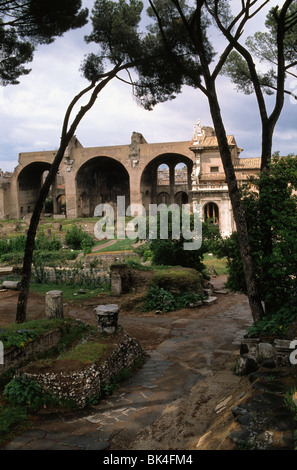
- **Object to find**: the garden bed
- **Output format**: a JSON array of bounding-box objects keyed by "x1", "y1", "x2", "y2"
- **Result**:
[{"x1": 20, "y1": 329, "x2": 145, "y2": 408}]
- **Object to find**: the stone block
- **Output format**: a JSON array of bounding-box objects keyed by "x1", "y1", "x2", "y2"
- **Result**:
[
  {"x1": 2, "y1": 280, "x2": 20, "y2": 290},
  {"x1": 258, "y1": 342, "x2": 275, "y2": 359},
  {"x1": 202, "y1": 296, "x2": 217, "y2": 305},
  {"x1": 94, "y1": 304, "x2": 119, "y2": 334},
  {"x1": 45, "y1": 290, "x2": 64, "y2": 319}
]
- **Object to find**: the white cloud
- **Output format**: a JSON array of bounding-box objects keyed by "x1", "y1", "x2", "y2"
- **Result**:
[{"x1": 0, "y1": 0, "x2": 296, "y2": 173}]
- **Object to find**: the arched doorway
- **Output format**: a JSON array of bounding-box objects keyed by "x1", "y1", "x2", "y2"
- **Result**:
[
  {"x1": 204, "y1": 202, "x2": 219, "y2": 225},
  {"x1": 18, "y1": 162, "x2": 52, "y2": 216},
  {"x1": 174, "y1": 191, "x2": 188, "y2": 205},
  {"x1": 76, "y1": 156, "x2": 130, "y2": 217},
  {"x1": 141, "y1": 154, "x2": 193, "y2": 210},
  {"x1": 157, "y1": 192, "x2": 171, "y2": 204}
]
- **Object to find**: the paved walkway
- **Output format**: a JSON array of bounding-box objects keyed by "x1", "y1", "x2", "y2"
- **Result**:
[{"x1": 2, "y1": 289, "x2": 253, "y2": 451}]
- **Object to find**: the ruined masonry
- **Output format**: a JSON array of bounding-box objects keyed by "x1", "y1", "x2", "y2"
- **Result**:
[{"x1": 0, "y1": 121, "x2": 261, "y2": 237}]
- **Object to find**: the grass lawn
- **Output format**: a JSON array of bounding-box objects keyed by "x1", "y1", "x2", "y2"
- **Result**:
[
  {"x1": 203, "y1": 253, "x2": 228, "y2": 275},
  {"x1": 92, "y1": 237, "x2": 136, "y2": 253},
  {"x1": 29, "y1": 282, "x2": 109, "y2": 300}
]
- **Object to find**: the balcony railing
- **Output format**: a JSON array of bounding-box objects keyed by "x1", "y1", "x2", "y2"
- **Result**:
[{"x1": 193, "y1": 184, "x2": 229, "y2": 191}]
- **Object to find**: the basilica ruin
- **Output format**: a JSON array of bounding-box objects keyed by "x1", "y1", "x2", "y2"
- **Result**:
[{"x1": 0, "y1": 122, "x2": 261, "y2": 237}]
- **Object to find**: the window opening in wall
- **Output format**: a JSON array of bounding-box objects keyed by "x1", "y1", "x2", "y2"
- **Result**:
[
  {"x1": 210, "y1": 166, "x2": 219, "y2": 173},
  {"x1": 157, "y1": 164, "x2": 169, "y2": 186},
  {"x1": 204, "y1": 202, "x2": 219, "y2": 224},
  {"x1": 174, "y1": 163, "x2": 187, "y2": 185}
]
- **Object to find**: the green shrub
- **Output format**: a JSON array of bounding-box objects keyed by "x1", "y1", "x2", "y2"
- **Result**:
[
  {"x1": 0, "y1": 406, "x2": 29, "y2": 444},
  {"x1": 144, "y1": 286, "x2": 176, "y2": 312},
  {"x1": 216, "y1": 156, "x2": 297, "y2": 326},
  {"x1": 247, "y1": 305, "x2": 297, "y2": 337},
  {"x1": 148, "y1": 213, "x2": 222, "y2": 273},
  {"x1": 0, "y1": 235, "x2": 27, "y2": 256},
  {"x1": 0, "y1": 318, "x2": 94, "y2": 352},
  {"x1": 144, "y1": 285, "x2": 205, "y2": 313},
  {"x1": 0, "y1": 251, "x2": 24, "y2": 264},
  {"x1": 65, "y1": 224, "x2": 94, "y2": 251},
  {"x1": 0, "y1": 233, "x2": 63, "y2": 264},
  {"x1": 34, "y1": 232, "x2": 62, "y2": 251},
  {"x1": 124, "y1": 259, "x2": 152, "y2": 271},
  {"x1": 3, "y1": 376, "x2": 44, "y2": 409},
  {"x1": 284, "y1": 388, "x2": 297, "y2": 423},
  {"x1": 33, "y1": 249, "x2": 79, "y2": 265},
  {"x1": 81, "y1": 236, "x2": 94, "y2": 255},
  {"x1": 0, "y1": 238, "x2": 9, "y2": 255},
  {"x1": 0, "y1": 328, "x2": 38, "y2": 349},
  {"x1": 152, "y1": 267, "x2": 203, "y2": 294}
]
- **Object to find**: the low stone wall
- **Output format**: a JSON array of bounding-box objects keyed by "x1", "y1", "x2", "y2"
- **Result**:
[
  {"x1": 22, "y1": 331, "x2": 145, "y2": 408},
  {"x1": 235, "y1": 337, "x2": 296, "y2": 375},
  {"x1": 0, "y1": 329, "x2": 62, "y2": 375},
  {"x1": 84, "y1": 251, "x2": 137, "y2": 270}
]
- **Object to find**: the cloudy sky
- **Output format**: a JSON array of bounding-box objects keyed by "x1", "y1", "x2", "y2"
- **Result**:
[{"x1": 0, "y1": 0, "x2": 296, "y2": 173}]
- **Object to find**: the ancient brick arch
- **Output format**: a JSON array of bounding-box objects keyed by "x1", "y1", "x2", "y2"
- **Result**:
[
  {"x1": 18, "y1": 161, "x2": 52, "y2": 216},
  {"x1": 75, "y1": 156, "x2": 130, "y2": 217},
  {"x1": 140, "y1": 153, "x2": 193, "y2": 211},
  {"x1": 0, "y1": 125, "x2": 261, "y2": 237},
  {"x1": 203, "y1": 201, "x2": 220, "y2": 225}
]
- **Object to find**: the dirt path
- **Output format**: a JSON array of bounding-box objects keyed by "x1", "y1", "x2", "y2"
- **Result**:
[{"x1": 0, "y1": 275, "x2": 255, "y2": 451}]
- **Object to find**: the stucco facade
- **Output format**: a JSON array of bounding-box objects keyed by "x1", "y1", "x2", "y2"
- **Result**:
[{"x1": 0, "y1": 122, "x2": 261, "y2": 237}]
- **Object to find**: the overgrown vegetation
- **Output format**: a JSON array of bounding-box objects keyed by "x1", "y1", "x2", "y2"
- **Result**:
[
  {"x1": 65, "y1": 224, "x2": 95, "y2": 254},
  {"x1": 147, "y1": 210, "x2": 222, "y2": 273},
  {"x1": 0, "y1": 318, "x2": 93, "y2": 352},
  {"x1": 0, "y1": 231, "x2": 77, "y2": 265},
  {"x1": 151, "y1": 267, "x2": 203, "y2": 293},
  {"x1": 0, "y1": 318, "x2": 95, "y2": 445},
  {"x1": 284, "y1": 389, "x2": 297, "y2": 422},
  {"x1": 215, "y1": 156, "x2": 297, "y2": 336},
  {"x1": 144, "y1": 286, "x2": 206, "y2": 313},
  {"x1": 57, "y1": 340, "x2": 109, "y2": 364}
]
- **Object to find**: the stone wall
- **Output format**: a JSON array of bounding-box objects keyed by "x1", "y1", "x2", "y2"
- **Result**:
[
  {"x1": 235, "y1": 337, "x2": 296, "y2": 375},
  {"x1": 0, "y1": 329, "x2": 62, "y2": 375},
  {"x1": 22, "y1": 331, "x2": 144, "y2": 408}
]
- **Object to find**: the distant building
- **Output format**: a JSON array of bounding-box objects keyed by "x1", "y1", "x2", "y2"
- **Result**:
[{"x1": 0, "y1": 122, "x2": 261, "y2": 237}]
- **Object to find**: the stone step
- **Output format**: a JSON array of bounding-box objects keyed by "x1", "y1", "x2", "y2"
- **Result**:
[
  {"x1": 0, "y1": 267, "x2": 14, "y2": 275},
  {"x1": 202, "y1": 296, "x2": 217, "y2": 305}
]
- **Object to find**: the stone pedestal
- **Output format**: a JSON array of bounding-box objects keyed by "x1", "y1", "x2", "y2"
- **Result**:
[
  {"x1": 45, "y1": 290, "x2": 64, "y2": 319},
  {"x1": 94, "y1": 304, "x2": 119, "y2": 334}
]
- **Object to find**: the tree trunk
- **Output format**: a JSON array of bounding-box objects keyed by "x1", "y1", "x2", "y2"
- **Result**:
[
  {"x1": 259, "y1": 121, "x2": 275, "y2": 316},
  {"x1": 188, "y1": 2, "x2": 264, "y2": 322},
  {"x1": 15, "y1": 68, "x2": 122, "y2": 323},
  {"x1": 16, "y1": 147, "x2": 66, "y2": 323},
  {"x1": 207, "y1": 86, "x2": 264, "y2": 322}
]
